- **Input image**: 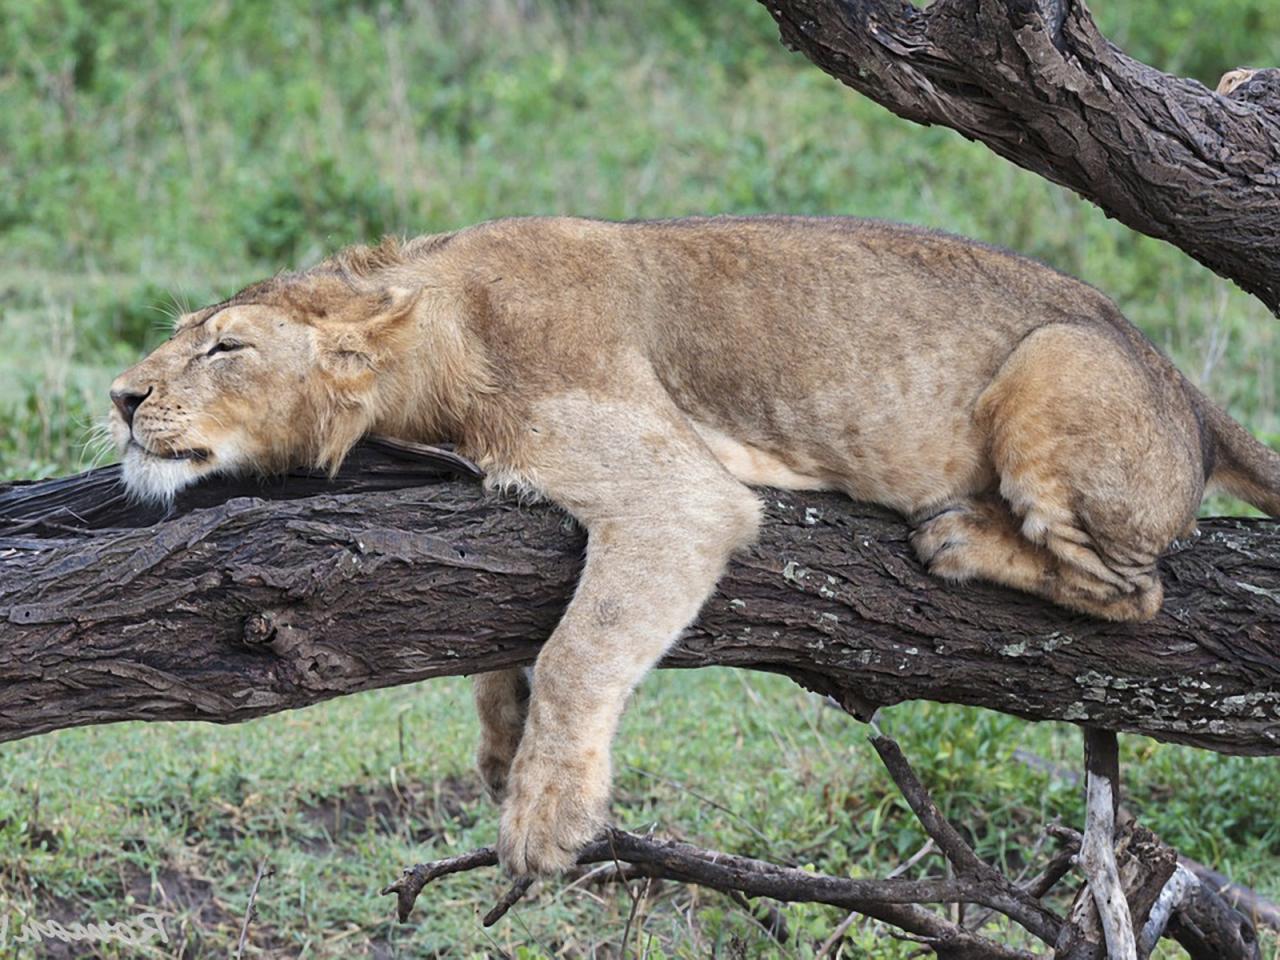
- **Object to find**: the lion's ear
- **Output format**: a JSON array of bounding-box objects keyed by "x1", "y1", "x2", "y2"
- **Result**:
[
  {"x1": 365, "y1": 285, "x2": 422, "y2": 329},
  {"x1": 324, "y1": 285, "x2": 421, "y2": 330},
  {"x1": 318, "y1": 334, "x2": 376, "y2": 381},
  {"x1": 314, "y1": 286, "x2": 421, "y2": 392}
]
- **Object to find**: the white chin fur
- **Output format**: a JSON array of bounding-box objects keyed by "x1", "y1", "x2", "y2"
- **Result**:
[
  {"x1": 120, "y1": 443, "x2": 248, "y2": 506},
  {"x1": 120, "y1": 447, "x2": 205, "y2": 505}
]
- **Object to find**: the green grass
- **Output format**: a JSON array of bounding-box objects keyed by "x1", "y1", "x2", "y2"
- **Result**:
[
  {"x1": 1, "y1": 674, "x2": 1277, "y2": 957},
  {"x1": 2, "y1": 0, "x2": 1279, "y2": 955}
]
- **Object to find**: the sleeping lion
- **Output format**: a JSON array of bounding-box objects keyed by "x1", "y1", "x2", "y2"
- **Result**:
[{"x1": 108, "y1": 216, "x2": 1280, "y2": 875}]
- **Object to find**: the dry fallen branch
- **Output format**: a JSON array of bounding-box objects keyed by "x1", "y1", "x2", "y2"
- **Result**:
[
  {"x1": 380, "y1": 728, "x2": 1076, "y2": 956},
  {"x1": 1183, "y1": 863, "x2": 1280, "y2": 938},
  {"x1": 382, "y1": 828, "x2": 1032, "y2": 928},
  {"x1": 1014, "y1": 747, "x2": 1280, "y2": 934},
  {"x1": 1057, "y1": 730, "x2": 1138, "y2": 960},
  {"x1": 380, "y1": 830, "x2": 1046, "y2": 960},
  {"x1": 381, "y1": 728, "x2": 1259, "y2": 958}
]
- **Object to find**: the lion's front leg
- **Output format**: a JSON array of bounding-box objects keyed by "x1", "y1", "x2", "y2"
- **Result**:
[
  {"x1": 496, "y1": 489, "x2": 760, "y2": 876},
  {"x1": 480, "y1": 374, "x2": 762, "y2": 876},
  {"x1": 473, "y1": 668, "x2": 530, "y2": 802}
]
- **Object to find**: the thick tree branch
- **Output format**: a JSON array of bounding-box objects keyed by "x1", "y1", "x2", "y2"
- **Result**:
[
  {"x1": 758, "y1": 0, "x2": 1280, "y2": 312},
  {"x1": 1, "y1": 443, "x2": 1278, "y2": 754},
  {"x1": 2, "y1": 449, "x2": 1270, "y2": 956}
]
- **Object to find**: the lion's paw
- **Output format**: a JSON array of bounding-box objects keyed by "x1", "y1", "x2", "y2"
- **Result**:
[
  {"x1": 477, "y1": 741, "x2": 518, "y2": 804},
  {"x1": 910, "y1": 504, "x2": 977, "y2": 577},
  {"x1": 496, "y1": 750, "x2": 609, "y2": 876},
  {"x1": 476, "y1": 712, "x2": 525, "y2": 803}
]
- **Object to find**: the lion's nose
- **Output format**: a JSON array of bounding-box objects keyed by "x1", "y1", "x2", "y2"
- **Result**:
[{"x1": 110, "y1": 386, "x2": 151, "y2": 428}]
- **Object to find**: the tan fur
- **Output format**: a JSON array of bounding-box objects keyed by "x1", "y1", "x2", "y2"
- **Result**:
[{"x1": 108, "y1": 215, "x2": 1280, "y2": 875}]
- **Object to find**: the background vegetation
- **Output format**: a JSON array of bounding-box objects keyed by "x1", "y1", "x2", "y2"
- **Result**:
[{"x1": 1, "y1": 0, "x2": 1277, "y2": 956}]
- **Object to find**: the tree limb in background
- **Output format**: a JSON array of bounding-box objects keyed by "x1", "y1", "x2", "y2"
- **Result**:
[{"x1": 758, "y1": 0, "x2": 1280, "y2": 313}]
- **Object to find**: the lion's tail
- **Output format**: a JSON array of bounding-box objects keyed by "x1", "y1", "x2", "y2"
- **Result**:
[{"x1": 1203, "y1": 400, "x2": 1280, "y2": 517}]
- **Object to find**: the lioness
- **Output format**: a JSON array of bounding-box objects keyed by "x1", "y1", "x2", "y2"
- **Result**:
[{"x1": 108, "y1": 216, "x2": 1280, "y2": 875}]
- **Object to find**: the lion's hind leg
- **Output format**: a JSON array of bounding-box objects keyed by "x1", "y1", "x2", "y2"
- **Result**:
[
  {"x1": 961, "y1": 322, "x2": 1202, "y2": 622},
  {"x1": 911, "y1": 492, "x2": 1162, "y2": 622}
]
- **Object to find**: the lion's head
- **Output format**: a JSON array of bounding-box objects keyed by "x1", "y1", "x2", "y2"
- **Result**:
[{"x1": 108, "y1": 265, "x2": 426, "y2": 504}]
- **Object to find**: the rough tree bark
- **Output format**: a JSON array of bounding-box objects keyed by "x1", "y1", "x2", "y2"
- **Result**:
[
  {"x1": 757, "y1": 0, "x2": 1280, "y2": 313},
  {"x1": 2, "y1": 443, "x2": 1278, "y2": 754},
  {"x1": 4, "y1": 450, "x2": 1274, "y2": 956}
]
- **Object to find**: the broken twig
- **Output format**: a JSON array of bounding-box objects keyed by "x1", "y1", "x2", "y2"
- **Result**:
[{"x1": 235, "y1": 858, "x2": 273, "y2": 960}]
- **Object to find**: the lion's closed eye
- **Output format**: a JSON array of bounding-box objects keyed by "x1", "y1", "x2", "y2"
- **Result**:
[{"x1": 205, "y1": 340, "x2": 248, "y2": 357}]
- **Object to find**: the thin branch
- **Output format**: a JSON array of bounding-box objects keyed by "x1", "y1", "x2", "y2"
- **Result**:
[
  {"x1": 888, "y1": 839, "x2": 939, "y2": 880},
  {"x1": 815, "y1": 909, "x2": 861, "y2": 958},
  {"x1": 1023, "y1": 833, "x2": 1081, "y2": 902},
  {"x1": 381, "y1": 828, "x2": 1042, "y2": 960},
  {"x1": 483, "y1": 876, "x2": 535, "y2": 926},
  {"x1": 1140, "y1": 864, "x2": 1198, "y2": 957},
  {"x1": 363, "y1": 434, "x2": 483, "y2": 477},
  {"x1": 235, "y1": 859, "x2": 273, "y2": 960},
  {"x1": 622, "y1": 875, "x2": 656, "y2": 956},
  {"x1": 965, "y1": 830, "x2": 1081, "y2": 934},
  {"x1": 724, "y1": 889, "x2": 790, "y2": 944},
  {"x1": 869, "y1": 735, "x2": 1062, "y2": 945},
  {"x1": 382, "y1": 846, "x2": 500, "y2": 922}
]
